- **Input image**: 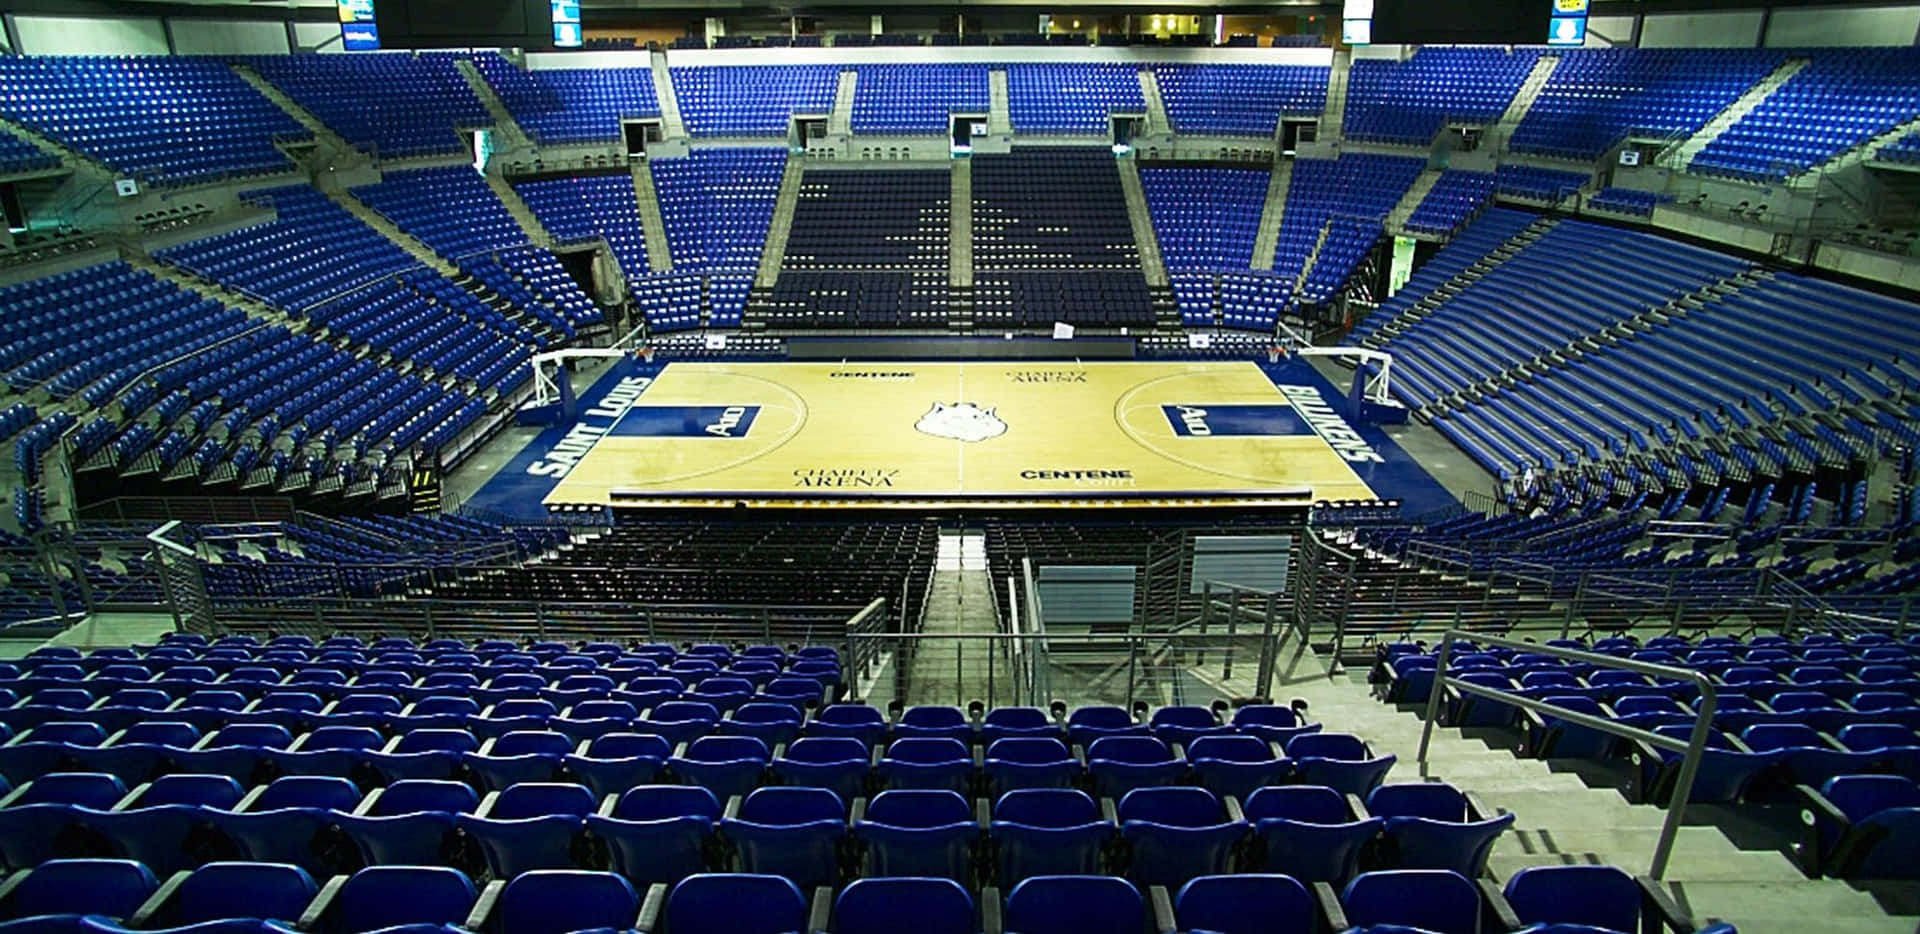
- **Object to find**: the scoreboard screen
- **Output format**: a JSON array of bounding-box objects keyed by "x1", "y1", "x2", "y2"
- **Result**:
[{"x1": 1366, "y1": 0, "x2": 1584, "y2": 46}]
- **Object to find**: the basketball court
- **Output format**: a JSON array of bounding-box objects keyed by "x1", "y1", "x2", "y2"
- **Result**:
[{"x1": 465, "y1": 358, "x2": 1453, "y2": 515}]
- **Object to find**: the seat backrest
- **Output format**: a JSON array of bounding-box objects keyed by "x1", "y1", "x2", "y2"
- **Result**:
[
  {"x1": 1770, "y1": 691, "x2": 1837, "y2": 712},
  {"x1": 28, "y1": 722, "x2": 108, "y2": 746},
  {"x1": 492, "y1": 730, "x2": 574, "y2": 757},
  {"x1": 1342, "y1": 870, "x2": 1479, "y2": 933},
  {"x1": 835, "y1": 877, "x2": 973, "y2": 934},
  {"x1": 1612, "y1": 695, "x2": 1684, "y2": 717},
  {"x1": 886, "y1": 737, "x2": 969, "y2": 763},
  {"x1": 492, "y1": 782, "x2": 598, "y2": 819},
  {"x1": 684, "y1": 735, "x2": 770, "y2": 762},
  {"x1": 374, "y1": 779, "x2": 480, "y2": 816},
  {"x1": 1150, "y1": 705, "x2": 1217, "y2": 728},
  {"x1": 666, "y1": 873, "x2": 807, "y2": 934},
  {"x1": 336, "y1": 866, "x2": 477, "y2": 931},
  {"x1": 302, "y1": 725, "x2": 384, "y2": 751},
  {"x1": 585, "y1": 732, "x2": 673, "y2": 760},
  {"x1": 1503, "y1": 864, "x2": 1639, "y2": 932},
  {"x1": 816, "y1": 704, "x2": 884, "y2": 726},
  {"x1": 22, "y1": 772, "x2": 127, "y2": 808},
  {"x1": 1244, "y1": 785, "x2": 1349, "y2": 824},
  {"x1": 1286, "y1": 732, "x2": 1370, "y2": 760},
  {"x1": 1366, "y1": 782, "x2": 1469, "y2": 822},
  {"x1": 490, "y1": 698, "x2": 559, "y2": 719},
  {"x1": 414, "y1": 694, "x2": 482, "y2": 715},
  {"x1": 1087, "y1": 736, "x2": 1172, "y2": 764},
  {"x1": 1066, "y1": 706, "x2": 1132, "y2": 728},
  {"x1": 1740, "y1": 723, "x2": 1825, "y2": 752},
  {"x1": 118, "y1": 722, "x2": 200, "y2": 747},
  {"x1": 393, "y1": 728, "x2": 481, "y2": 755},
  {"x1": 140, "y1": 773, "x2": 246, "y2": 809},
  {"x1": 865, "y1": 789, "x2": 971, "y2": 827},
  {"x1": 498, "y1": 870, "x2": 639, "y2": 934},
  {"x1": 1175, "y1": 874, "x2": 1313, "y2": 934},
  {"x1": 1822, "y1": 774, "x2": 1920, "y2": 822},
  {"x1": 1232, "y1": 705, "x2": 1301, "y2": 729},
  {"x1": 1838, "y1": 723, "x2": 1920, "y2": 751},
  {"x1": 986, "y1": 737, "x2": 1071, "y2": 764},
  {"x1": 650, "y1": 701, "x2": 720, "y2": 722},
  {"x1": 1, "y1": 859, "x2": 158, "y2": 921},
  {"x1": 254, "y1": 775, "x2": 362, "y2": 812},
  {"x1": 994, "y1": 788, "x2": 1098, "y2": 826},
  {"x1": 1187, "y1": 735, "x2": 1273, "y2": 763},
  {"x1": 611, "y1": 784, "x2": 721, "y2": 821},
  {"x1": 738, "y1": 786, "x2": 843, "y2": 823},
  {"x1": 729, "y1": 702, "x2": 799, "y2": 725},
  {"x1": 1118, "y1": 786, "x2": 1224, "y2": 826},
  {"x1": 208, "y1": 723, "x2": 294, "y2": 750},
  {"x1": 569, "y1": 700, "x2": 640, "y2": 721},
  {"x1": 984, "y1": 706, "x2": 1051, "y2": 729},
  {"x1": 902, "y1": 705, "x2": 967, "y2": 728},
  {"x1": 260, "y1": 693, "x2": 322, "y2": 714},
  {"x1": 783, "y1": 736, "x2": 867, "y2": 763},
  {"x1": 1004, "y1": 875, "x2": 1142, "y2": 934},
  {"x1": 170, "y1": 861, "x2": 318, "y2": 924}
]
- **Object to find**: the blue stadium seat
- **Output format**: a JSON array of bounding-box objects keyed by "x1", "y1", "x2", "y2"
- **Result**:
[
  {"x1": 334, "y1": 779, "x2": 477, "y2": 866},
  {"x1": 718, "y1": 786, "x2": 846, "y2": 888},
  {"x1": 771, "y1": 737, "x2": 872, "y2": 803},
  {"x1": 990, "y1": 788, "x2": 1113, "y2": 883},
  {"x1": 1001, "y1": 875, "x2": 1143, "y2": 934},
  {"x1": 1243, "y1": 785, "x2": 1382, "y2": 884},
  {"x1": 670, "y1": 735, "x2": 770, "y2": 800},
  {"x1": 1115, "y1": 786, "x2": 1247, "y2": 888},
  {"x1": 983, "y1": 738, "x2": 1081, "y2": 799},
  {"x1": 852, "y1": 789, "x2": 980, "y2": 883},
  {"x1": 564, "y1": 732, "x2": 672, "y2": 799},
  {"x1": 1186, "y1": 735, "x2": 1291, "y2": 801},
  {"x1": 305, "y1": 866, "x2": 478, "y2": 934},
  {"x1": 1086, "y1": 736, "x2": 1183, "y2": 798},
  {"x1": 831, "y1": 877, "x2": 973, "y2": 934},
  {"x1": 876, "y1": 738, "x2": 974, "y2": 793},
  {"x1": 657, "y1": 873, "x2": 815, "y2": 934},
  {"x1": 1339, "y1": 869, "x2": 1480, "y2": 934},
  {"x1": 1367, "y1": 782, "x2": 1514, "y2": 876},
  {"x1": 1285, "y1": 733, "x2": 1396, "y2": 797},
  {"x1": 456, "y1": 782, "x2": 597, "y2": 879},
  {"x1": 1168, "y1": 873, "x2": 1315, "y2": 934},
  {"x1": 0, "y1": 859, "x2": 159, "y2": 931},
  {"x1": 490, "y1": 870, "x2": 640, "y2": 934},
  {"x1": 132, "y1": 862, "x2": 317, "y2": 929},
  {"x1": 582, "y1": 785, "x2": 720, "y2": 886}
]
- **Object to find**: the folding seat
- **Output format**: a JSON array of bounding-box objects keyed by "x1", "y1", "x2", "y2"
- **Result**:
[
  {"x1": 641, "y1": 701, "x2": 720, "y2": 746},
  {"x1": 0, "y1": 859, "x2": 159, "y2": 930},
  {"x1": 769, "y1": 736, "x2": 870, "y2": 802},
  {"x1": 1147, "y1": 706, "x2": 1228, "y2": 747},
  {"x1": 718, "y1": 702, "x2": 803, "y2": 747},
  {"x1": 1066, "y1": 706, "x2": 1146, "y2": 747},
  {"x1": 669, "y1": 735, "x2": 770, "y2": 800},
  {"x1": 719, "y1": 786, "x2": 847, "y2": 888},
  {"x1": 335, "y1": 778, "x2": 476, "y2": 866},
  {"x1": 564, "y1": 732, "x2": 672, "y2": 799},
  {"x1": 359, "y1": 728, "x2": 476, "y2": 783},
  {"x1": 989, "y1": 787, "x2": 1112, "y2": 884},
  {"x1": 723, "y1": 661, "x2": 782, "y2": 690},
  {"x1": 1767, "y1": 692, "x2": 1862, "y2": 735},
  {"x1": 321, "y1": 693, "x2": 403, "y2": 729},
  {"x1": 980, "y1": 707, "x2": 1060, "y2": 743},
  {"x1": 1739, "y1": 723, "x2": 1878, "y2": 790},
  {"x1": 1165, "y1": 873, "x2": 1315, "y2": 934},
  {"x1": 542, "y1": 675, "x2": 616, "y2": 709},
  {"x1": 583, "y1": 785, "x2": 719, "y2": 886},
  {"x1": 1186, "y1": 735, "x2": 1290, "y2": 801},
  {"x1": 392, "y1": 694, "x2": 480, "y2": 731},
  {"x1": 895, "y1": 706, "x2": 973, "y2": 741},
  {"x1": 1367, "y1": 782, "x2": 1513, "y2": 876},
  {"x1": 667, "y1": 661, "x2": 721, "y2": 690},
  {"x1": 207, "y1": 775, "x2": 364, "y2": 875},
  {"x1": 807, "y1": 705, "x2": 887, "y2": 746},
  {"x1": 302, "y1": 865, "x2": 479, "y2": 934},
  {"x1": 1285, "y1": 733, "x2": 1396, "y2": 797},
  {"x1": 129, "y1": 860, "x2": 318, "y2": 930},
  {"x1": 0, "y1": 724, "x2": 107, "y2": 784},
  {"x1": 478, "y1": 677, "x2": 550, "y2": 707},
  {"x1": 470, "y1": 698, "x2": 559, "y2": 740},
  {"x1": 1114, "y1": 786, "x2": 1246, "y2": 888},
  {"x1": 124, "y1": 772, "x2": 244, "y2": 809},
  {"x1": 1630, "y1": 723, "x2": 1780, "y2": 805},
  {"x1": 463, "y1": 730, "x2": 572, "y2": 791},
  {"x1": 230, "y1": 692, "x2": 325, "y2": 732},
  {"x1": 1243, "y1": 785, "x2": 1380, "y2": 884},
  {"x1": 3, "y1": 771, "x2": 128, "y2": 809},
  {"x1": 1496, "y1": 864, "x2": 1690, "y2": 933},
  {"x1": 1337, "y1": 869, "x2": 1479, "y2": 934},
  {"x1": 852, "y1": 789, "x2": 981, "y2": 882},
  {"x1": 1229, "y1": 704, "x2": 1321, "y2": 745},
  {"x1": 1001, "y1": 875, "x2": 1143, "y2": 934},
  {"x1": 549, "y1": 700, "x2": 638, "y2": 745},
  {"x1": 1086, "y1": 736, "x2": 1183, "y2": 798},
  {"x1": 455, "y1": 781, "x2": 596, "y2": 879},
  {"x1": 657, "y1": 873, "x2": 817, "y2": 934},
  {"x1": 982, "y1": 737, "x2": 1079, "y2": 799},
  {"x1": 875, "y1": 737, "x2": 973, "y2": 793}
]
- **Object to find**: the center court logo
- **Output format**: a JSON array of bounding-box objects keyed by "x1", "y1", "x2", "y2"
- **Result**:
[{"x1": 914, "y1": 402, "x2": 1007, "y2": 443}]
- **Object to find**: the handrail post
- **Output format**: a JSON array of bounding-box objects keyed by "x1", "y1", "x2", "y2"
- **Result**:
[
  {"x1": 1652, "y1": 676, "x2": 1718, "y2": 880},
  {"x1": 1415, "y1": 631, "x2": 1454, "y2": 771}
]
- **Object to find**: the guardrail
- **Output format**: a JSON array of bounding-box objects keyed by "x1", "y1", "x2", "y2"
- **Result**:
[
  {"x1": 205, "y1": 597, "x2": 863, "y2": 646},
  {"x1": 1415, "y1": 629, "x2": 1717, "y2": 880}
]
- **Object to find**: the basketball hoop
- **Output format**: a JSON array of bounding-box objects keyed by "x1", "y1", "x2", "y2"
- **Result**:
[
  {"x1": 634, "y1": 346, "x2": 656, "y2": 365},
  {"x1": 1268, "y1": 345, "x2": 1287, "y2": 364}
]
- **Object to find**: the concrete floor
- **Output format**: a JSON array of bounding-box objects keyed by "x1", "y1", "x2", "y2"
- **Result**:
[{"x1": 443, "y1": 357, "x2": 619, "y2": 510}]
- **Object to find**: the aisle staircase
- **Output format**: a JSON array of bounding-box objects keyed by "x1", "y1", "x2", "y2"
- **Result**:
[
  {"x1": 1387, "y1": 168, "x2": 1444, "y2": 235},
  {"x1": 1116, "y1": 158, "x2": 1168, "y2": 288},
  {"x1": 453, "y1": 59, "x2": 533, "y2": 152},
  {"x1": 829, "y1": 71, "x2": 858, "y2": 137},
  {"x1": 629, "y1": 162, "x2": 673, "y2": 273},
  {"x1": 950, "y1": 159, "x2": 973, "y2": 289},
  {"x1": 1137, "y1": 69, "x2": 1171, "y2": 135},
  {"x1": 753, "y1": 158, "x2": 807, "y2": 289},
  {"x1": 486, "y1": 173, "x2": 552, "y2": 248},
  {"x1": 1251, "y1": 159, "x2": 1294, "y2": 272},
  {"x1": 650, "y1": 50, "x2": 687, "y2": 139},
  {"x1": 229, "y1": 65, "x2": 366, "y2": 172},
  {"x1": 987, "y1": 70, "x2": 1012, "y2": 136},
  {"x1": 1319, "y1": 50, "x2": 1352, "y2": 142}
]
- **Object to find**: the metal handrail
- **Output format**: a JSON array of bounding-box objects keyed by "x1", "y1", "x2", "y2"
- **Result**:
[{"x1": 1415, "y1": 628, "x2": 1718, "y2": 880}]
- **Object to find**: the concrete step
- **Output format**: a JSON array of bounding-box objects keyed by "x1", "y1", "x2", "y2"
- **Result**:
[
  {"x1": 1664, "y1": 881, "x2": 1919, "y2": 933},
  {"x1": 1491, "y1": 831, "x2": 1804, "y2": 883}
]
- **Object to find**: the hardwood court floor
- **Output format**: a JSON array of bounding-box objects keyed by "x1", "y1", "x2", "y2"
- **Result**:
[{"x1": 543, "y1": 361, "x2": 1380, "y2": 507}]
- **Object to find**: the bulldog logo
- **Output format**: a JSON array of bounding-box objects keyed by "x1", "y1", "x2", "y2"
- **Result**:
[{"x1": 915, "y1": 402, "x2": 1007, "y2": 443}]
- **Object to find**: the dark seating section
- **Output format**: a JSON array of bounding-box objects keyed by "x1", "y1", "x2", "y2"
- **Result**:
[
  {"x1": 668, "y1": 65, "x2": 838, "y2": 137},
  {"x1": 0, "y1": 127, "x2": 58, "y2": 175},
  {"x1": 971, "y1": 148, "x2": 1151, "y2": 328},
  {"x1": 0, "y1": 56, "x2": 306, "y2": 186},
  {"x1": 1150, "y1": 64, "x2": 1327, "y2": 136},
  {"x1": 1589, "y1": 186, "x2": 1672, "y2": 218},
  {"x1": 474, "y1": 53, "x2": 661, "y2": 144},
  {"x1": 1140, "y1": 166, "x2": 1269, "y2": 272},
  {"x1": 768, "y1": 169, "x2": 951, "y2": 329},
  {"x1": 652, "y1": 148, "x2": 786, "y2": 274},
  {"x1": 1494, "y1": 164, "x2": 1589, "y2": 202},
  {"x1": 1344, "y1": 47, "x2": 1540, "y2": 144},
  {"x1": 850, "y1": 65, "x2": 990, "y2": 135},
  {"x1": 248, "y1": 52, "x2": 489, "y2": 158},
  {"x1": 1510, "y1": 48, "x2": 1786, "y2": 161},
  {"x1": 158, "y1": 186, "x2": 421, "y2": 313}
]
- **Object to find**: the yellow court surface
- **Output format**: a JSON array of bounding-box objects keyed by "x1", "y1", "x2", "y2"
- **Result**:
[{"x1": 542, "y1": 361, "x2": 1382, "y2": 507}]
